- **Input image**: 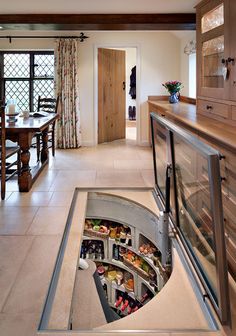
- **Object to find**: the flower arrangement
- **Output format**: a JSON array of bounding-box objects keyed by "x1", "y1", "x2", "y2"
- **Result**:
[{"x1": 162, "y1": 80, "x2": 183, "y2": 94}]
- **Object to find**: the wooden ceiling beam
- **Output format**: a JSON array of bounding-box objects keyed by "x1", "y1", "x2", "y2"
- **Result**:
[{"x1": 0, "y1": 14, "x2": 196, "y2": 30}]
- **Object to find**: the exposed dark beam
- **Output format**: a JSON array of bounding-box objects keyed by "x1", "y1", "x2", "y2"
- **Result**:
[{"x1": 0, "y1": 14, "x2": 196, "y2": 31}]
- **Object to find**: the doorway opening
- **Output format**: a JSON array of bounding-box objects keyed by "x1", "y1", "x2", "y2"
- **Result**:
[
  {"x1": 96, "y1": 46, "x2": 137, "y2": 144},
  {"x1": 124, "y1": 48, "x2": 137, "y2": 142}
]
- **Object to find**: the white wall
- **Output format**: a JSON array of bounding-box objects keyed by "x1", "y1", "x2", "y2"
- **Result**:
[
  {"x1": 0, "y1": 31, "x2": 181, "y2": 145},
  {"x1": 178, "y1": 32, "x2": 196, "y2": 97}
]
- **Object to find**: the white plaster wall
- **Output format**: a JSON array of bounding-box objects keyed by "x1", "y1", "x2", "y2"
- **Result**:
[
  {"x1": 178, "y1": 32, "x2": 196, "y2": 97},
  {"x1": 0, "y1": 31, "x2": 181, "y2": 145}
]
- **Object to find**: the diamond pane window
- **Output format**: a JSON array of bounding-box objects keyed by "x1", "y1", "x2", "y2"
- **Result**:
[
  {"x1": 5, "y1": 80, "x2": 30, "y2": 111},
  {"x1": 33, "y1": 79, "x2": 55, "y2": 111},
  {"x1": 34, "y1": 54, "x2": 54, "y2": 78},
  {"x1": 0, "y1": 51, "x2": 54, "y2": 111},
  {"x1": 4, "y1": 54, "x2": 30, "y2": 78}
]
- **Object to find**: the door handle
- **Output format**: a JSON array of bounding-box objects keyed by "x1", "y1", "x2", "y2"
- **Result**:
[{"x1": 123, "y1": 81, "x2": 126, "y2": 90}]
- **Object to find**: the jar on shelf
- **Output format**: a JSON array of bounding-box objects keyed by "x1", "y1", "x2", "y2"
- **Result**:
[
  {"x1": 148, "y1": 269, "x2": 157, "y2": 287},
  {"x1": 109, "y1": 226, "x2": 117, "y2": 239},
  {"x1": 120, "y1": 231, "x2": 126, "y2": 244},
  {"x1": 152, "y1": 250, "x2": 162, "y2": 266},
  {"x1": 116, "y1": 271, "x2": 124, "y2": 286}
]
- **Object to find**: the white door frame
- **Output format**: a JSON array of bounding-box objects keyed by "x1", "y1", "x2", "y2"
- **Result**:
[{"x1": 93, "y1": 43, "x2": 141, "y2": 145}]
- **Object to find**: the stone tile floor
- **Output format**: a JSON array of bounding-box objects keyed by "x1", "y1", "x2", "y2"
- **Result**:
[{"x1": 0, "y1": 140, "x2": 154, "y2": 336}]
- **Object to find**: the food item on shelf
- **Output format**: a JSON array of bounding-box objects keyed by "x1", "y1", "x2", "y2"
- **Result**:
[
  {"x1": 115, "y1": 296, "x2": 123, "y2": 307},
  {"x1": 109, "y1": 227, "x2": 117, "y2": 239},
  {"x1": 97, "y1": 265, "x2": 105, "y2": 278},
  {"x1": 113, "y1": 244, "x2": 119, "y2": 260},
  {"x1": 81, "y1": 240, "x2": 105, "y2": 260},
  {"x1": 120, "y1": 231, "x2": 126, "y2": 244},
  {"x1": 93, "y1": 225, "x2": 100, "y2": 231},
  {"x1": 121, "y1": 299, "x2": 129, "y2": 311},
  {"x1": 84, "y1": 219, "x2": 93, "y2": 230},
  {"x1": 116, "y1": 271, "x2": 123, "y2": 286},
  {"x1": 126, "y1": 251, "x2": 135, "y2": 262},
  {"x1": 141, "y1": 262, "x2": 150, "y2": 274},
  {"x1": 91, "y1": 219, "x2": 102, "y2": 226},
  {"x1": 152, "y1": 250, "x2": 162, "y2": 266},
  {"x1": 124, "y1": 278, "x2": 134, "y2": 291},
  {"x1": 107, "y1": 270, "x2": 117, "y2": 282},
  {"x1": 139, "y1": 243, "x2": 157, "y2": 258},
  {"x1": 148, "y1": 268, "x2": 157, "y2": 287},
  {"x1": 133, "y1": 258, "x2": 142, "y2": 268},
  {"x1": 126, "y1": 233, "x2": 132, "y2": 246},
  {"x1": 118, "y1": 246, "x2": 126, "y2": 262},
  {"x1": 115, "y1": 226, "x2": 122, "y2": 242},
  {"x1": 99, "y1": 225, "x2": 108, "y2": 233}
]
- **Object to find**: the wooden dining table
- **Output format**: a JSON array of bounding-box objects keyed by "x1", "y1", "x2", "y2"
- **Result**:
[{"x1": 6, "y1": 113, "x2": 58, "y2": 192}]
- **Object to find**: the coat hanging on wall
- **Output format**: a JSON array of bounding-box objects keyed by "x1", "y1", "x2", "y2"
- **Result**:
[{"x1": 129, "y1": 66, "x2": 136, "y2": 99}]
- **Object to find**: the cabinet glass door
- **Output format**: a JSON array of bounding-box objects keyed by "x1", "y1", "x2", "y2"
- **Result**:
[
  {"x1": 201, "y1": 3, "x2": 224, "y2": 33},
  {"x1": 202, "y1": 35, "x2": 225, "y2": 88}
]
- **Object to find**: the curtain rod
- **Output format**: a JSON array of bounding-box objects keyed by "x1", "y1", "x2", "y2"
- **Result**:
[{"x1": 0, "y1": 32, "x2": 89, "y2": 43}]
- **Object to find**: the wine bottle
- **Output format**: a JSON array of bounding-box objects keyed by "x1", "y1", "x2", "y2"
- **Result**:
[{"x1": 113, "y1": 244, "x2": 119, "y2": 260}]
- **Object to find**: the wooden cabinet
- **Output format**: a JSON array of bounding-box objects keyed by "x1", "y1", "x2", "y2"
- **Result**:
[{"x1": 196, "y1": 0, "x2": 236, "y2": 124}]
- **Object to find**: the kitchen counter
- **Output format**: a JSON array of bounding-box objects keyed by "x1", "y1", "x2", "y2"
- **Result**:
[{"x1": 148, "y1": 100, "x2": 236, "y2": 153}]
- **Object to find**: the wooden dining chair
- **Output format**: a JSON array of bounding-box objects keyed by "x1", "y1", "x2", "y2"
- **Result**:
[
  {"x1": 35, "y1": 96, "x2": 60, "y2": 161},
  {"x1": 0, "y1": 101, "x2": 21, "y2": 200}
]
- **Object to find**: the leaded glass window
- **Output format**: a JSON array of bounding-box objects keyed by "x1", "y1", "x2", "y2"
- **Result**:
[{"x1": 0, "y1": 51, "x2": 54, "y2": 112}]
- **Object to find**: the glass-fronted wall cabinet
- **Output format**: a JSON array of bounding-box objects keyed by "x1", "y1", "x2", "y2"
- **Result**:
[{"x1": 196, "y1": 0, "x2": 236, "y2": 123}]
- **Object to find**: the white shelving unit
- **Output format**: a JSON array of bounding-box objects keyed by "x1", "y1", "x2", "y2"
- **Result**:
[{"x1": 81, "y1": 217, "x2": 170, "y2": 316}]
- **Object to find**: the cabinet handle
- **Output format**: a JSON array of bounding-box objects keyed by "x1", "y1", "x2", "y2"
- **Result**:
[
  {"x1": 227, "y1": 57, "x2": 235, "y2": 64},
  {"x1": 206, "y1": 105, "x2": 212, "y2": 110},
  {"x1": 222, "y1": 58, "x2": 226, "y2": 64}
]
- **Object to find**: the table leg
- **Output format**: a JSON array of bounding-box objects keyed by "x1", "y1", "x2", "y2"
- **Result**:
[
  {"x1": 18, "y1": 133, "x2": 33, "y2": 192},
  {"x1": 41, "y1": 127, "x2": 49, "y2": 163}
]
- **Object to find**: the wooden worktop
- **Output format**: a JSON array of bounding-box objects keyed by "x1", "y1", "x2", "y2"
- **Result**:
[{"x1": 148, "y1": 100, "x2": 236, "y2": 153}]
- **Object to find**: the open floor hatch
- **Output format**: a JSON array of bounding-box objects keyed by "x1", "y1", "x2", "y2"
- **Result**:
[
  {"x1": 38, "y1": 188, "x2": 220, "y2": 334},
  {"x1": 38, "y1": 115, "x2": 232, "y2": 334}
]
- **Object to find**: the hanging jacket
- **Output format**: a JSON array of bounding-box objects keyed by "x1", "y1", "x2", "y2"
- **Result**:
[{"x1": 129, "y1": 66, "x2": 136, "y2": 99}]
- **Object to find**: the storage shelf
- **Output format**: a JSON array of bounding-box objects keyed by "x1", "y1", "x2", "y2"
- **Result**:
[{"x1": 116, "y1": 242, "x2": 165, "y2": 282}]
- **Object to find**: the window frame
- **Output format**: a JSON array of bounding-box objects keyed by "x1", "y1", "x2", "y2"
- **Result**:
[{"x1": 0, "y1": 50, "x2": 54, "y2": 111}]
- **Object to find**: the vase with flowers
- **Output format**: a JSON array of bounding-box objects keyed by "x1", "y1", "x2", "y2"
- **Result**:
[{"x1": 162, "y1": 80, "x2": 183, "y2": 104}]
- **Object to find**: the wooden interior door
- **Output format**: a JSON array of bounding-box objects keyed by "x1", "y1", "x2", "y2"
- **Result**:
[{"x1": 98, "y1": 48, "x2": 126, "y2": 143}]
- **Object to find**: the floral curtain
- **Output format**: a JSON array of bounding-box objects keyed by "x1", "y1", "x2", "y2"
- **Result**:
[{"x1": 54, "y1": 38, "x2": 81, "y2": 148}]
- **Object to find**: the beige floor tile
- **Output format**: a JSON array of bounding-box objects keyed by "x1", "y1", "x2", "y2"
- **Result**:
[
  {"x1": 2, "y1": 179, "x2": 19, "y2": 192},
  {"x1": 0, "y1": 236, "x2": 34, "y2": 311},
  {"x1": 50, "y1": 157, "x2": 114, "y2": 170},
  {"x1": 49, "y1": 170, "x2": 96, "y2": 191},
  {"x1": 27, "y1": 207, "x2": 68, "y2": 235},
  {"x1": 0, "y1": 192, "x2": 13, "y2": 204},
  {"x1": 3, "y1": 191, "x2": 53, "y2": 207},
  {"x1": 0, "y1": 207, "x2": 39, "y2": 235},
  {"x1": 114, "y1": 159, "x2": 153, "y2": 170},
  {"x1": 141, "y1": 169, "x2": 155, "y2": 187},
  {"x1": 31, "y1": 170, "x2": 59, "y2": 192},
  {"x1": 48, "y1": 191, "x2": 74, "y2": 207},
  {"x1": 0, "y1": 313, "x2": 39, "y2": 336},
  {"x1": 3, "y1": 235, "x2": 61, "y2": 314},
  {"x1": 95, "y1": 170, "x2": 146, "y2": 187},
  {"x1": 137, "y1": 147, "x2": 153, "y2": 160}
]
